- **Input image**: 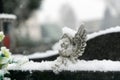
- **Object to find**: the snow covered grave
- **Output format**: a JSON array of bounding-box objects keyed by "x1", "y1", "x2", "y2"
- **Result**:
[{"x1": 5, "y1": 26, "x2": 120, "y2": 80}]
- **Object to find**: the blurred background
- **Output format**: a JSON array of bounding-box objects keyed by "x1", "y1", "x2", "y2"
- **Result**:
[{"x1": 0, "y1": 0, "x2": 119, "y2": 54}]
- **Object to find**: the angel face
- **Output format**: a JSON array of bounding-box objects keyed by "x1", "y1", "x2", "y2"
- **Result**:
[
  {"x1": 59, "y1": 37, "x2": 73, "y2": 57},
  {"x1": 61, "y1": 38, "x2": 70, "y2": 49}
]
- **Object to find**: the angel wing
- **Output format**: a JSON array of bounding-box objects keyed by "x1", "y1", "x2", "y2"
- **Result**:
[{"x1": 72, "y1": 24, "x2": 87, "y2": 58}]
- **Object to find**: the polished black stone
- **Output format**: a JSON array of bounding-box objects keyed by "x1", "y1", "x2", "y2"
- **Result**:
[
  {"x1": 30, "y1": 32, "x2": 120, "y2": 61},
  {"x1": 5, "y1": 70, "x2": 120, "y2": 80}
]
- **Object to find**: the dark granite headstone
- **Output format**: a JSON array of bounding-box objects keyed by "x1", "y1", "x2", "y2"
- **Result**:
[
  {"x1": 0, "y1": 0, "x2": 3, "y2": 13},
  {"x1": 81, "y1": 32, "x2": 120, "y2": 61},
  {"x1": 30, "y1": 32, "x2": 120, "y2": 62},
  {"x1": 5, "y1": 70, "x2": 120, "y2": 80}
]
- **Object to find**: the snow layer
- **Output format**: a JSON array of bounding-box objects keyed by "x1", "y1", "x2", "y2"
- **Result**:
[
  {"x1": 0, "y1": 14, "x2": 16, "y2": 19},
  {"x1": 87, "y1": 26, "x2": 120, "y2": 40},
  {"x1": 62, "y1": 26, "x2": 120, "y2": 41},
  {"x1": 28, "y1": 50, "x2": 58, "y2": 59},
  {"x1": 8, "y1": 60, "x2": 120, "y2": 72},
  {"x1": 12, "y1": 50, "x2": 58, "y2": 59},
  {"x1": 62, "y1": 27, "x2": 76, "y2": 37}
]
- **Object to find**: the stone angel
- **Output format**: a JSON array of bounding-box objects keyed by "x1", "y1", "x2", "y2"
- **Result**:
[{"x1": 52, "y1": 24, "x2": 87, "y2": 73}]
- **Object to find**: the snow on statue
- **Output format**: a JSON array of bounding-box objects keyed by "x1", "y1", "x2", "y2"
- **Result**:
[{"x1": 52, "y1": 24, "x2": 87, "y2": 73}]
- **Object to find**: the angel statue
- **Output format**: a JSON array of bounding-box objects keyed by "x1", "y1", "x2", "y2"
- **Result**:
[{"x1": 52, "y1": 24, "x2": 87, "y2": 73}]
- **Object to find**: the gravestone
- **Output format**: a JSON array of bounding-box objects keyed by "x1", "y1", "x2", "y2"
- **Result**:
[
  {"x1": 5, "y1": 26, "x2": 120, "y2": 80},
  {"x1": 30, "y1": 27, "x2": 120, "y2": 61},
  {"x1": 0, "y1": 14, "x2": 16, "y2": 49}
]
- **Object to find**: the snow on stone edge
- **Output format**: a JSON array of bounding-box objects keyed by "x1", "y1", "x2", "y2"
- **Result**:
[
  {"x1": 0, "y1": 14, "x2": 17, "y2": 19},
  {"x1": 62, "y1": 26, "x2": 120, "y2": 41},
  {"x1": 8, "y1": 60, "x2": 120, "y2": 72},
  {"x1": 62, "y1": 27, "x2": 76, "y2": 37},
  {"x1": 87, "y1": 26, "x2": 120, "y2": 40},
  {"x1": 63, "y1": 26, "x2": 120, "y2": 40},
  {"x1": 12, "y1": 50, "x2": 58, "y2": 59}
]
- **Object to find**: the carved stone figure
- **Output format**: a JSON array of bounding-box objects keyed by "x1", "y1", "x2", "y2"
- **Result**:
[{"x1": 52, "y1": 24, "x2": 87, "y2": 73}]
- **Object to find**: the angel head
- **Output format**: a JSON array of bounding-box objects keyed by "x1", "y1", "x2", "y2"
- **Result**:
[
  {"x1": 61, "y1": 34, "x2": 72, "y2": 48},
  {"x1": 59, "y1": 33, "x2": 74, "y2": 57}
]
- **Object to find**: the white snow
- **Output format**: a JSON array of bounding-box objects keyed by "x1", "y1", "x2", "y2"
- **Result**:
[
  {"x1": 8, "y1": 61, "x2": 53, "y2": 71},
  {"x1": 0, "y1": 14, "x2": 17, "y2": 19},
  {"x1": 12, "y1": 50, "x2": 58, "y2": 59},
  {"x1": 28, "y1": 50, "x2": 58, "y2": 59},
  {"x1": 62, "y1": 27, "x2": 76, "y2": 37},
  {"x1": 62, "y1": 26, "x2": 120, "y2": 41},
  {"x1": 87, "y1": 26, "x2": 120, "y2": 40},
  {"x1": 8, "y1": 60, "x2": 120, "y2": 72}
]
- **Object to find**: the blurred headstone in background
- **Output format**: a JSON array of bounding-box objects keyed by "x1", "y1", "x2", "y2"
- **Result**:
[
  {"x1": 0, "y1": 14, "x2": 16, "y2": 49},
  {"x1": 0, "y1": 0, "x2": 45, "y2": 54},
  {"x1": 41, "y1": 23, "x2": 62, "y2": 43},
  {"x1": 101, "y1": 0, "x2": 120, "y2": 29},
  {"x1": 2, "y1": 0, "x2": 42, "y2": 23},
  {"x1": 2, "y1": 0, "x2": 120, "y2": 54},
  {"x1": 59, "y1": 4, "x2": 78, "y2": 30}
]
